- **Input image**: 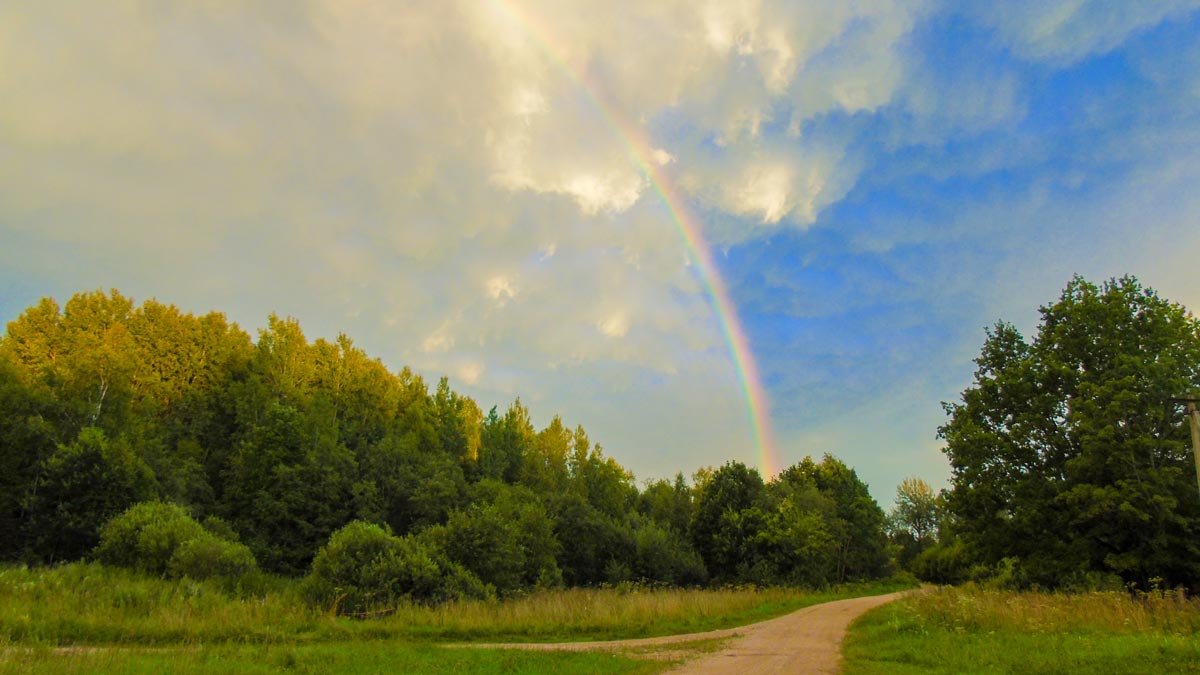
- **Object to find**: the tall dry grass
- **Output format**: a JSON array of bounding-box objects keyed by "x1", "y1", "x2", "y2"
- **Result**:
[
  {"x1": 908, "y1": 584, "x2": 1200, "y2": 636},
  {"x1": 377, "y1": 585, "x2": 818, "y2": 641},
  {"x1": 0, "y1": 563, "x2": 911, "y2": 646}
]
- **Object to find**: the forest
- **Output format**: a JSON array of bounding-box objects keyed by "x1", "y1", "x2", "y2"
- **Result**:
[{"x1": 0, "y1": 290, "x2": 893, "y2": 611}]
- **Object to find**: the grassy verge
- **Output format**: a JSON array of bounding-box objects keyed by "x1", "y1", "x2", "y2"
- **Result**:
[
  {"x1": 842, "y1": 585, "x2": 1200, "y2": 674},
  {"x1": 0, "y1": 643, "x2": 666, "y2": 675},
  {"x1": 0, "y1": 563, "x2": 913, "y2": 646}
]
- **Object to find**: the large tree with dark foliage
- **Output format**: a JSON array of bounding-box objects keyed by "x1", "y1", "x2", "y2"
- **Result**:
[{"x1": 940, "y1": 276, "x2": 1200, "y2": 588}]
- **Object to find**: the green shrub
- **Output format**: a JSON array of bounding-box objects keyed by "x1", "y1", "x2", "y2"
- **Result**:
[
  {"x1": 95, "y1": 501, "x2": 258, "y2": 583},
  {"x1": 302, "y1": 521, "x2": 491, "y2": 616},
  {"x1": 169, "y1": 536, "x2": 257, "y2": 581},
  {"x1": 95, "y1": 502, "x2": 206, "y2": 574},
  {"x1": 201, "y1": 515, "x2": 240, "y2": 542},
  {"x1": 911, "y1": 538, "x2": 971, "y2": 585}
]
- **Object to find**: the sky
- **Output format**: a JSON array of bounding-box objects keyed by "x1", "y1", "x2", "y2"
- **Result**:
[{"x1": 2, "y1": 1, "x2": 1199, "y2": 505}]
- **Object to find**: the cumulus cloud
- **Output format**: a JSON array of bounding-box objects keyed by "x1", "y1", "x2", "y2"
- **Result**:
[{"x1": 4, "y1": 0, "x2": 1195, "y2": 489}]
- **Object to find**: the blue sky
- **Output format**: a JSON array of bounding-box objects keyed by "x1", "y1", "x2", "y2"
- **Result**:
[{"x1": 2, "y1": 1, "x2": 1199, "y2": 505}]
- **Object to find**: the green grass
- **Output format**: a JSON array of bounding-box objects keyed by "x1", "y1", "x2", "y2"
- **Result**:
[
  {"x1": 842, "y1": 585, "x2": 1200, "y2": 674},
  {"x1": 0, "y1": 643, "x2": 666, "y2": 675},
  {"x1": 0, "y1": 563, "x2": 913, "y2": 646},
  {"x1": 0, "y1": 563, "x2": 913, "y2": 673}
]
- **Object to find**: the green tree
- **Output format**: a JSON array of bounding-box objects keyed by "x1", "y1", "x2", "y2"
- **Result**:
[
  {"x1": 221, "y1": 402, "x2": 357, "y2": 574},
  {"x1": 358, "y1": 427, "x2": 466, "y2": 534},
  {"x1": 95, "y1": 501, "x2": 257, "y2": 582},
  {"x1": 886, "y1": 477, "x2": 941, "y2": 569},
  {"x1": 637, "y1": 473, "x2": 693, "y2": 535},
  {"x1": 478, "y1": 400, "x2": 535, "y2": 483},
  {"x1": 889, "y1": 477, "x2": 940, "y2": 542},
  {"x1": 777, "y1": 456, "x2": 889, "y2": 582},
  {"x1": 0, "y1": 352, "x2": 59, "y2": 559},
  {"x1": 25, "y1": 427, "x2": 156, "y2": 562},
  {"x1": 430, "y1": 480, "x2": 561, "y2": 593},
  {"x1": 759, "y1": 477, "x2": 839, "y2": 585},
  {"x1": 941, "y1": 276, "x2": 1200, "y2": 588},
  {"x1": 689, "y1": 461, "x2": 766, "y2": 581}
]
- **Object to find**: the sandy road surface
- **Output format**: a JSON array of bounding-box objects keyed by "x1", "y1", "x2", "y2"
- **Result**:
[{"x1": 459, "y1": 589, "x2": 912, "y2": 674}]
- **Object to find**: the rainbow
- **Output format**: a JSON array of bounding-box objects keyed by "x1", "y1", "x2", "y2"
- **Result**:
[{"x1": 489, "y1": 0, "x2": 782, "y2": 477}]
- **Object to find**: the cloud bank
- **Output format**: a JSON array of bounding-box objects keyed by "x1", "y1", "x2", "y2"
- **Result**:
[{"x1": 2, "y1": 1, "x2": 1198, "y2": 498}]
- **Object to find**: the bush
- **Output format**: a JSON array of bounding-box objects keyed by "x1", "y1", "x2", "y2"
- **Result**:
[
  {"x1": 302, "y1": 521, "x2": 491, "y2": 616},
  {"x1": 95, "y1": 501, "x2": 258, "y2": 583},
  {"x1": 169, "y1": 536, "x2": 257, "y2": 581},
  {"x1": 95, "y1": 502, "x2": 206, "y2": 574},
  {"x1": 201, "y1": 515, "x2": 240, "y2": 542},
  {"x1": 911, "y1": 538, "x2": 971, "y2": 585}
]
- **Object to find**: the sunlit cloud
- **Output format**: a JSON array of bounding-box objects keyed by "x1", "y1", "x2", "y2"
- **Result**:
[{"x1": 1, "y1": 0, "x2": 1198, "y2": 501}]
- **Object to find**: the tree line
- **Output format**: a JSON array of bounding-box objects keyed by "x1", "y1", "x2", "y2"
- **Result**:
[{"x1": 0, "y1": 290, "x2": 892, "y2": 602}]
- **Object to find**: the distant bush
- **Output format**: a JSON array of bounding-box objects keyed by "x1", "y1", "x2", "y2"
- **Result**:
[
  {"x1": 95, "y1": 501, "x2": 258, "y2": 584},
  {"x1": 302, "y1": 520, "x2": 491, "y2": 615},
  {"x1": 95, "y1": 502, "x2": 204, "y2": 574},
  {"x1": 630, "y1": 521, "x2": 707, "y2": 586},
  {"x1": 169, "y1": 536, "x2": 258, "y2": 581},
  {"x1": 911, "y1": 538, "x2": 971, "y2": 585}
]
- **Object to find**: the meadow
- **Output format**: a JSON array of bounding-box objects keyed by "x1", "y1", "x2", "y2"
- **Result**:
[
  {"x1": 0, "y1": 642, "x2": 662, "y2": 675},
  {"x1": 842, "y1": 584, "x2": 1200, "y2": 674},
  {"x1": 0, "y1": 563, "x2": 911, "y2": 672}
]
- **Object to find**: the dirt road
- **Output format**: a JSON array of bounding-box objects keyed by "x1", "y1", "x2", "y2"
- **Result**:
[{"x1": 459, "y1": 589, "x2": 911, "y2": 674}]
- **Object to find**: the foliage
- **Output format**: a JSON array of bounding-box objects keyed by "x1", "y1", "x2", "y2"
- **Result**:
[
  {"x1": 629, "y1": 518, "x2": 708, "y2": 585},
  {"x1": 940, "y1": 276, "x2": 1200, "y2": 589},
  {"x1": 168, "y1": 535, "x2": 258, "y2": 583},
  {"x1": 95, "y1": 501, "x2": 258, "y2": 583},
  {"x1": 909, "y1": 538, "x2": 972, "y2": 585},
  {"x1": 769, "y1": 456, "x2": 891, "y2": 583},
  {"x1": 886, "y1": 477, "x2": 942, "y2": 570},
  {"x1": 689, "y1": 461, "x2": 766, "y2": 581},
  {"x1": 429, "y1": 481, "x2": 561, "y2": 594},
  {"x1": 302, "y1": 521, "x2": 490, "y2": 615},
  {"x1": 25, "y1": 428, "x2": 157, "y2": 562},
  {"x1": 0, "y1": 289, "x2": 896, "y2": 596}
]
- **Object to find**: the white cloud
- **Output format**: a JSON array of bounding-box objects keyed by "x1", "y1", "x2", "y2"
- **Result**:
[
  {"x1": 485, "y1": 276, "x2": 519, "y2": 306},
  {"x1": 563, "y1": 173, "x2": 645, "y2": 215},
  {"x1": 730, "y1": 164, "x2": 793, "y2": 224},
  {"x1": 455, "y1": 359, "x2": 486, "y2": 385},
  {"x1": 8, "y1": 0, "x2": 1192, "y2": 492},
  {"x1": 597, "y1": 312, "x2": 630, "y2": 338}
]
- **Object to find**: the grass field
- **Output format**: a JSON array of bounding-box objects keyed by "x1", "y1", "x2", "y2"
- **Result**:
[
  {"x1": 0, "y1": 563, "x2": 912, "y2": 673},
  {"x1": 0, "y1": 642, "x2": 664, "y2": 675},
  {"x1": 842, "y1": 585, "x2": 1200, "y2": 674},
  {"x1": 0, "y1": 563, "x2": 912, "y2": 646}
]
